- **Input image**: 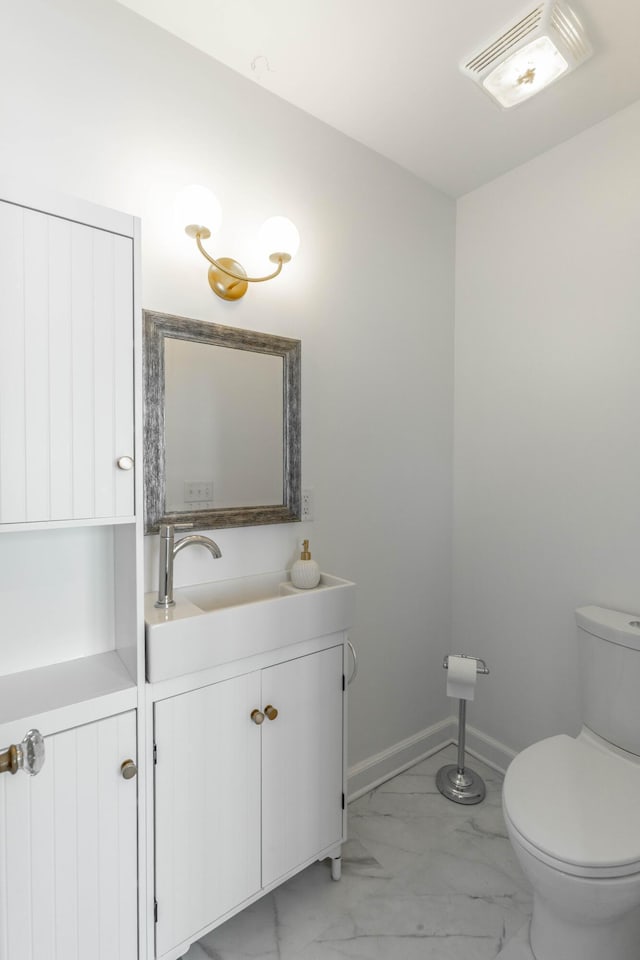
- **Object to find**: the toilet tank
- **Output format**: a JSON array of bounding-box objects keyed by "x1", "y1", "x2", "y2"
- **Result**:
[{"x1": 576, "y1": 606, "x2": 640, "y2": 756}]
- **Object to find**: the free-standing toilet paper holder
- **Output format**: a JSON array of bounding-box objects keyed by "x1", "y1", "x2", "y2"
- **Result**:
[{"x1": 436, "y1": 655, "x2": 490, "y2": 805}]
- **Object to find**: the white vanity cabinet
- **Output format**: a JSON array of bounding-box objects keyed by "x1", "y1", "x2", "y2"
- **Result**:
[
  {"x1": 153, "y1": 640, "x2": 345, "y2": 960},
  {"x1": 0, "y1": 196, "x2": 135, "y2": 526},
  {"x1": 0, "y1": 711, "x2": 139, "y2": 960}
]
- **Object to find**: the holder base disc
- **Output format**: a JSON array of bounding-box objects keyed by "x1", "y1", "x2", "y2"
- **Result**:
[{"x1": 436, "y1": 764, "x2": 486, "y2": 805}]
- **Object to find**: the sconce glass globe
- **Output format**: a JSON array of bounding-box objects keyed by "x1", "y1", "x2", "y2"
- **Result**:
[
  {"x1": 259, "y1": 216, "x2": 300, "y2": 262},
  {"x1": 175, "y1": 184, "x2": 222, "y2": 238}
]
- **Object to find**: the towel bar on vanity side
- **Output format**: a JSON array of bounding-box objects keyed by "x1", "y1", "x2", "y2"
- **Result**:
[{"x1": 437, "y1": 655, "x2": 490, "y2": 805}]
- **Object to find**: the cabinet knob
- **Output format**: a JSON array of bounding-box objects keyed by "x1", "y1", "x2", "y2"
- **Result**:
[
  {"x1": 0, "y1": 729, "x2": 45, "y2": 777},
  {"x1": 121, "y1": 759, "x2": 137, "y2": 780},
  {"x1": 250, "y1": 709, "x2": 265, "y2": 725},
  {"x1": 116, "y1": 456, "x2": 134, "y2": 471},
  {"x1": 264, "y1": 704, "x2": 278, "y2": 721}
]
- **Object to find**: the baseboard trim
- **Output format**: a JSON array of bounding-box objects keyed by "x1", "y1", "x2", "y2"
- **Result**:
[
  {"x1": 464, "y1": 722, "x2": 516, "y2": 776},
  {"x1": 347, "y1": 717, "x2": 516, "y2": 802},
  {"x1": 347, "y1": 717, "x2": 456, "y2": 802}
]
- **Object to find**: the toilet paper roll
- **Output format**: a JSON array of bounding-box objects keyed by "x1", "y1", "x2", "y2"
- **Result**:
[{"x1": 446, "y1": 655, "x2": 477, "y2": 701}]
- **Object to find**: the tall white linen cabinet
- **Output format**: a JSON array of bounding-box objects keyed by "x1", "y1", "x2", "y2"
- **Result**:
[
  {"x1": 0, "y1": 186, "x2": 351, "y2": 960},
  {"x1": 0, "y1": 185, "x2": 145, "y2": 960}
]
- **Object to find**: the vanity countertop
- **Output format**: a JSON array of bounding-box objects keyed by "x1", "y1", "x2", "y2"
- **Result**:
[{"x1": 145, "y1": 570, "x2": 355, "y2": 682}]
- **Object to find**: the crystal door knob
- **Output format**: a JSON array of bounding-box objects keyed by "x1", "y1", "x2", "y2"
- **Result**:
[
  {"x1": 0, "y1": 729, "x2": 45, "y2": 777},
  {"x1": 264, "y1": 705, "x2": 278, "y2": 721},
  {"x1": 116, "y1": 456, "x2": 134, "y2": 470},
  {"x1": 121, "y1": 759, "x2": 137, "y2": 780},
  {"x1": 251, "y1": 709, "x2": 265, "y2": 725}
]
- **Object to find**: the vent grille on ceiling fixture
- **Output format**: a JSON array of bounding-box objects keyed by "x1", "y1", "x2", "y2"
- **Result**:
[
  {"x1": 550, "y1": 4, "x2": 590, "y2": 60},
  {"x1": 460, "y1": 0, "x2": 592, "y2": 109},
  {"x1": 465, "y1": 5, "x2": 544, "y2": 74}
]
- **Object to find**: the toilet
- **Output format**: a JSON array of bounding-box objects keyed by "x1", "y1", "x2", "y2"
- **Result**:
[{"x1": 502, "y1": 606, "x2": 640, "y2": 960}]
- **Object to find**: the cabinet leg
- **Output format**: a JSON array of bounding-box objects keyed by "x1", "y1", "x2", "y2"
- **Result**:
[{"x1": 330, "y1": 856, "x2": 342, "y2": 881}]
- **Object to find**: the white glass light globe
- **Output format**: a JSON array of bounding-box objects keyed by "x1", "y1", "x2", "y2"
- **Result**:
[
  {"x1": 259, "y1": 216, "x2": 300, "y2": 260},
  {"x1": 175, "y1": 184, "x2": 222, "y2": 235}
]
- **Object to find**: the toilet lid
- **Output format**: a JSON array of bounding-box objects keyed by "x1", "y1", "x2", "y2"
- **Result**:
[{"x1": 503, "y1": 735, "x2": 640, "y2": 872}]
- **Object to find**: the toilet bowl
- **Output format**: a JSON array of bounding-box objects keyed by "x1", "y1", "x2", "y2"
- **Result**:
[
  {"x1": 502, "y1": 606, "x2": 640, "y2": 960},
  {"x1": 503, "y1": 734, "x2": 640, "y2": 960}
]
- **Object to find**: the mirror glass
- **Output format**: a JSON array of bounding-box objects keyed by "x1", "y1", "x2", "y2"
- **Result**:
[
  {"x1": 164, "y1": 339, "x2": 284, "y2": 510},
  {"x1": 144, "y1": 311, "x2": 301, "y2": 532}
]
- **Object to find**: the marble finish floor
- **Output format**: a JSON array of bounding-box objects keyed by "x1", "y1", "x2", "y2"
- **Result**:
[{"x1": 184, "y1": 745, "x2": 534, "y2": 960}]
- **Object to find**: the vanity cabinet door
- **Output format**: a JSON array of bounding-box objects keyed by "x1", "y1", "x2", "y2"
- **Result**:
[
  {"x1": 0, "y1": 199, "x2": 135, "y2": 525},
  {"x1": 0, "y1": 711, "x2": 138, "y2": 960},
  {"x1": 154, "y1": 671, "x2": 262, "y2": 959},
  {"x1": 153, "y1": 644, "x2": 345, "y2": 957},
  {"x1": 261, "y1": 644, "x2": 344, "y2": 887}
]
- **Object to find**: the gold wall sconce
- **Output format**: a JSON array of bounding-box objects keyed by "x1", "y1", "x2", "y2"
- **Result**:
[{"x1": 177, "y1": 185, "x2": 300, "y2": 301}]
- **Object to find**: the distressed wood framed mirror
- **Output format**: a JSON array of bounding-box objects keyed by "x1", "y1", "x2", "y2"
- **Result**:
[{"x1": 144, "y1": 310, "x2": 301, "y2": 532}]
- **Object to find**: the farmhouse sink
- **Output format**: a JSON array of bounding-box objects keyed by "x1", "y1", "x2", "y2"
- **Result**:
[{"x1": 145, "y1": 571, "x2": 355, "y2": 682}]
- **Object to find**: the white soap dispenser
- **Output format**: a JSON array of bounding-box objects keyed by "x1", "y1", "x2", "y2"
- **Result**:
[{"x1": 290, "y1": 539, "x2": 321, "y2": 589}]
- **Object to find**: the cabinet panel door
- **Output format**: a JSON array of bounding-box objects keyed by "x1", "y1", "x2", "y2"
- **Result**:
[
  {"x1": 0, "y1": 200, "x2": 134, "y2": 523},
  {"x1": 261, "y1": 645, "x2": 344, "y2": 887},
  {"x1": 154, "y1": 672, "x2": 262, "y2": 958},
  {"x1": 0, "y1": 711, "x2": 138, "y2": 960}
]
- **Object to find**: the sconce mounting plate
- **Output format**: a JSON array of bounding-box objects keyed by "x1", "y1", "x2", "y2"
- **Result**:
[{"x1": 208, "y1": 258, "x2": 248, "y2": 301}]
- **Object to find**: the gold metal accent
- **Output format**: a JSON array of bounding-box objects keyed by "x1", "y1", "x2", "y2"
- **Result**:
[
  {"x1": 208, "y1": 258, "x2": 249, "y2": 301},
  {"x1": 300, "y1": 539, "x2": 311, "y2": 561},
  {"x1": 0, "y1": 744, "x2": 19, "y2": 775},
  {"x1": 121, "y1": 759, "x2": 138, "y2": 780},
  {"x1": 193, "y1": 232, "x2": 286, "y2": 301},
  {"x1": 517, "y1": 67, "x2": 536, "y2": 85},
  {"x1": 251, "y1": 709, "x2": 265, "y2": 725},
  {"x1": 185, "y1": 225, "x2": 211, "y2": 240},
  {"x1": 264, "y1": 705, "x2": 278, "y2": 721}
]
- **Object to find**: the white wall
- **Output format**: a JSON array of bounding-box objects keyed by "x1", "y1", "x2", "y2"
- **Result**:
[
  {"x1": 454, "y1": 100, "x2": 640, "y2": 753},
  {"x1": 1, "y1": 0, "x2": 455, "y2": 768}
]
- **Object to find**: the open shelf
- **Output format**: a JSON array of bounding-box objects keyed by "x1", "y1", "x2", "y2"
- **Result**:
[
  {"x1": 0, "y1": 516, "x2": 136, "y2": 534},
  {"x1": 0, "y1": 650, "x2": 137, "y2": 734}
]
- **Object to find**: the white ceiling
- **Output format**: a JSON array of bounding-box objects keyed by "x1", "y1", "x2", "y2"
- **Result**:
[{"x1": 116, "y1": 0, "x2": 640, "y2": 197}]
